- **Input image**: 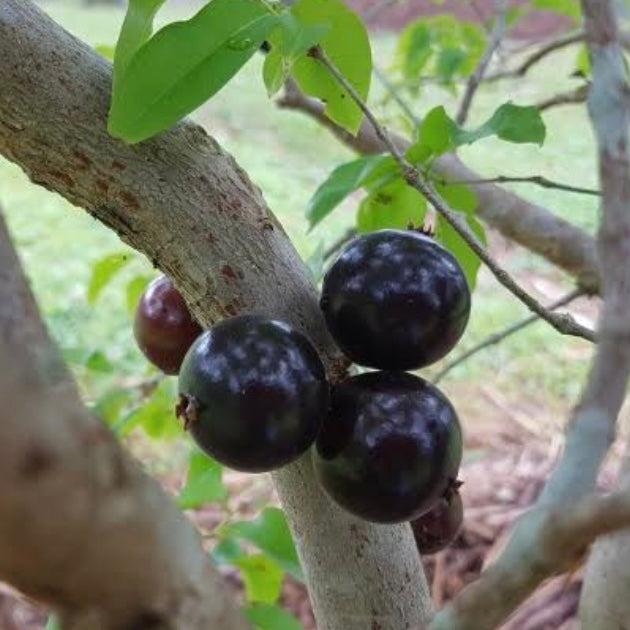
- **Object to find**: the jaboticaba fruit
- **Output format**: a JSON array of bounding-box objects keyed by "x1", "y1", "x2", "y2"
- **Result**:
[
  {"x1": 411, "y1": 485, "x2": 463, "y2": 555},
  {"x1": 177, "y1": 315, "x2": 329, "y2": 473},
  {"x1": 320, "y1": 229, "x2": 471, "y2": 370},
  {"x1": 313, "y1": 371, "x2": 462, "y2": 523},
  {"x1": 134, "y1": 275, "x2": 202, "y2": 375}
]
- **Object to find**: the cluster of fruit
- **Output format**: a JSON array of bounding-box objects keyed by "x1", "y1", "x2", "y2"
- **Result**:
[{"x1": 133, "y1": 229, "x2": 470, "y2": 554}]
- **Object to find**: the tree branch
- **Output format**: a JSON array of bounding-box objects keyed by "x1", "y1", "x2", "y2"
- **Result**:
[
  {"x1": 0, "y1": 211, "x2": 251, "y2": 630},
  {"x1": 428, "y1": 0, "x2": 630, "y2": 626},
  {"x1": 456, "y1": 0, "x2": 509, "y2": 125},
  {"x1": 278, "y1": 85, "x2": 601, "y2": 293},
  {"x1": 310, "y1": 46, "x2": 595, "y2": 342},
  {"x1": 0, "y1": 3, "x2": 432, "y2": 629},
  {"x1": 438, "y1": 173, "x2": 599, "y2": 196},
  {"x1": 433, "y1": 288, "x2": 585, "y2": 384},
  {"x1": 535, "y1": 84, "x2": 589, "y2": 112}
]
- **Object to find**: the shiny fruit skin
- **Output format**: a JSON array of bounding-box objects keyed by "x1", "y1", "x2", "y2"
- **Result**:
[
  {"x1": 313, "y1": 371, "x2": 462, "y2": 523},
  {"x1": 411, "y1": 487, "x2": 463, "y2": 555},
  {"x1": 178, "y1": 315, "x2": 329, "y2": 473},
  {"x1": 320, "y1": 229, "x2": 471, "y2": 370},
  {"x1": 133, "y1": 275, "x2": 202, "y2": 375}
]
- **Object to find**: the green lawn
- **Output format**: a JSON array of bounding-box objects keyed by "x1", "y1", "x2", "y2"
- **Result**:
[{"x1": 0, "y1": 1, "x2": 598, "y2": 432}]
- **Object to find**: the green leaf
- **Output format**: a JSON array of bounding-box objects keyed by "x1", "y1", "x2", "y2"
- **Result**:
[
  {"x1": 408, "y1": 106, "x2": 459, "y2": 162},
  {"x1": 234, "y1": 554, "x2": 284, "y2": 604},
  {"x1": 263, "y1": 13, "x2": 330, "y2": 96},
  {"x1": 290, "y1": 0, "x2": 372, "y2": 134},
  {"x1": 459, "y1": 103, "x2": 546, "y2": 145},
  {"x1": 95, "y1": 44, "x2": 116, "y2": 60},
  {"x1": 223, "y1": 507, "x2": 303, "y2": 580},
  {"x1": 109, "y1": 0, "x2": 279, "y2": 143},
  {"x1": 245, "y1": 603, "x2": 304, "y2": 630},
  {"x1": 436, "y1": 47, "x2": 467, "y2": 82},
  {"x1": 45, "y1": 616, "x2": 63, "y2": 630},
  {"x1": 306, "y1": 155, "x2": 397, "y2": 229},
  {"x1": 212, "y1": 538, "x2": 245, "y2": 565},
  {"x1": 87, "y1": 252, "x2": 133, "y2": 305},
  {"x1": 575, "y1": 44, "x2": 591, "y2": 76},
  {"x1": 357, "y1": 179, "x2": 427, "y2": 234},
  {"x1": 533, "y1": 0, "x2": 581, "y2": 19},
  {"x1": 436, "y1": 214, "x2": 486, "y2": 290},
  {"x1": 93, "y1": 387, "x2": 136, "y2": 427},
  {"x1": 116, "y1": 379, "x2": 180, "y2": 439},
  {"x1": 178, "y1": 449, "x2": 227, "y2": 509},
  {"x1": 86, "y1": 350, "x2": 114, "y2": 373},
  {"x1": 114, "y1": 0, "x2": 166, "y2": 84},
  {"x1": 126, "y1": 274, "x2": 153, "y2": 316}
]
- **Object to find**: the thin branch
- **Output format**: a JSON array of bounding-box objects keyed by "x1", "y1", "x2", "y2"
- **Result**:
[
  {"x1": 373, "y1": 65, "x2": 421, "y2": 127},
  {"x1": 433, "y1": 289, "x2": 585, "y2": 384},
  {"x1": 428, "y1": 0, "x2": 630, "y2": 626},
  {"x1": 457, "y1": 0, "x2": 509, "y2": 125},
  {"x1": 309, "y1": 46, "x2": 596, "y2": 343},
  {"x1": 438, "y1": 174, "x2": 600, "y2": 196},
  {"x1": 535, "y1": 84, "x2": 589, "y2": 112}
]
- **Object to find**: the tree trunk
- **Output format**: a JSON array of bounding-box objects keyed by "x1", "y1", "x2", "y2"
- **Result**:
[{"x1": 0, "y1": 1, "x2": 432, "y2": 628}]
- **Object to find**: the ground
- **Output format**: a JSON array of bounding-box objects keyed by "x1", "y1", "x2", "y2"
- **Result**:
[{"x1": 0, "y1": 1, "x2": 615, "y2": 628}]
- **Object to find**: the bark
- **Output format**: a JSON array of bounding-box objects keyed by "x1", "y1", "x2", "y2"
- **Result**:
[
  {"x1": 278, "y1": 88, "x2": 601, "y2": 292},
  {"x1": 0, "y1": 213, "x2": 251, "y2": 630},
  {"x1": 0, "y1": 2, "x2": 432, "y2": 628}
]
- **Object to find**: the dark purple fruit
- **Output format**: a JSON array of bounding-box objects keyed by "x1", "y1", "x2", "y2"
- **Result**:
[
  {"x1": 177, "y1": 315, "x2": 329, "y2": 473},
  {"x1": 320, "y1": 229, "x2": 471, "y2": 370},
  {"x1": 133, "y1": 275, "x2": 202, "y2": 375},
  {"x1": 313, "y1": 371, "x2": 462, "y2": 523},
  {"x1": 411, "y1": 485, "x2": 463, "y2": 555}
]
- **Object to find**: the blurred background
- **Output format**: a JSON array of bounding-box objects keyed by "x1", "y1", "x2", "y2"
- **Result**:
[{"x1": 0, "y1": 1, "x2": 612, "y2": 628}]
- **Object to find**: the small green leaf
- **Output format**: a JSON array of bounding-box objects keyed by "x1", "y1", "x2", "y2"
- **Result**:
[
  {"x1": 88, "y1": 252, "x2": 133, "y2": 305},
  {"x1": 357, "y1": 179, "x2": 427, "y2": 233},
  {"x1": 126, "y1": 274, "x2": 153, "y2": 316},
  {"x1": 223, "y1": 507, "x2": 303, "y2": 580},
  {"x1": 575, "y1": 44, "x2": 591, "y2": 76},
  {"x1": 408, "y1": 106, "x2": 458, "y2": 162},
  {"x1": 263, "y1": 14, "x2": 330, "y2": 96},
  {"x1": 45, "y1": 615, "x2": 63, "y2": 630},
  {"x1": 245, "y1": 603, "x2": 304, "y2": 630},
  {"x1": 86, "y1": 350, "x2": 114, "y2": 373},
  {"x1": 306, "y1": 155, "x2": 397, "y2": 229},
  {"x1": 109, "y1": 0, "x2": 279, "y2": 143},
  {"x1": 434, "y1": 181, "x2": 477, "y2": 215},
  {"x1": 234, "y1": 554, "x2": 284, "y2": 604},
  {"x1": 436, "y1": 47, "x2": 467, "y2": 82},
  {"x1": 290, "y1": 0, "x2": 372, "y2": 135},
  {"x1": 93, "y1": 387, "x2": 136, "y2": 427},
  {"x1": 533, "y1": 0, "x2": 581, "y2": 19},
  {"x1": 95, "y1": 44, "x2": 116, "y2": 60},
  {"x1": 459, "y1": 103, "x2": 546, "y2": 145},
  {"x1": 114, "y1": 0, "x2": 166, "y2": 83},
  {"x1": 116, "y1": 379, "x2": 180, "y2": 439},
  {"x1": 212, "y1": 538, "x2": 245, "y2": 565},
  {"x1": 178, "y1": 449, "x2": 227, "y2": 509}
]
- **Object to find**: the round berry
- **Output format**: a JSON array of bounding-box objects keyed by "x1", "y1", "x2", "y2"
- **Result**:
[
  {"x1": 320, "y1": 229, "x2": 470, "y2": 370},
  {"x1": 177, "y1": 315, "x2": 329, "y2": 473},
  {"x1": 134, "y1": 275, "x2": 202, "y2": 375},
  {"x1": 313, "y1": 371, "x2": 462, "y2": 523}
]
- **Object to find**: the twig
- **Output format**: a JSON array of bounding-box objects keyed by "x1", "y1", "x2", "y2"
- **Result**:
[
  {"x1": 309, "y1": 46, "x2": 596, "y2": 343},
  {"x1": 373, "y1": 65, "x2": 421, "y2": 127},
  {"x1": 324, "y1": 228, "x2": 356, "y2": 262},
  {"x1": 433, "y1": 289, "x2": 585, "y2": 384},
  {"x1": 535, "y1": 84, "x2": 589, "y2": 112},
  {"x1": 457, "y1": 0, "x2": 509, "y2": 125},
  {"x1": 438, "y1": 174, "x2": 599, "y2": 196},
  {"x1": 487, "y1": 31, "x2": 585, "y2": 81}
]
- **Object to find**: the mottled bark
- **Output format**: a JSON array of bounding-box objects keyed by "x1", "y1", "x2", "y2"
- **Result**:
[{"x1": 0, "y1": 2, "x2": 431, "y2": 628}]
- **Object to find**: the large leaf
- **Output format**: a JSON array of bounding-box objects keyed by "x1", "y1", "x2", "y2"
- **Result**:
[
  {"x1": 245, "y1": 604, "x2": 304, "y2": 630},
  {"x1": 114, "y1": 0, "x2": 166, "y2": 85},
  {"x1": 223, "y1": 507, "x2": 303, "y2": 580},
  {"x1": 356, "y1": 179, "x2": 427, "y2": 233},
  {"x1": 263, "y1": 13, "x2": 329, "y2": 96},
  {"x1": 109, "y1": 0, "x2": 279, "y2": 143},
  {"x1": 290, "y1": 0, "x2": 372, "y2": 135},
  {"x1": 178, "y1": 449, "x2": 227, "y2": 509},
  {"x1": 87, "y1": 252, "x2": 133, "y2": 305},
  {"x1": 306, "y1": 155, "x2": 397, "y2": 229},
  {"x1": 234, "y1": 554, "x2": 284, "y2": 604},
  {"x1": 408, "y1": 103, "x2": 546, "y2": 163}
]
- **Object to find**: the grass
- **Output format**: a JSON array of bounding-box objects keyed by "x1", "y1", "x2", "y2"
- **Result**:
[{"x1": 0, "y1": 0, "x2": 600, "y2": 438}]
